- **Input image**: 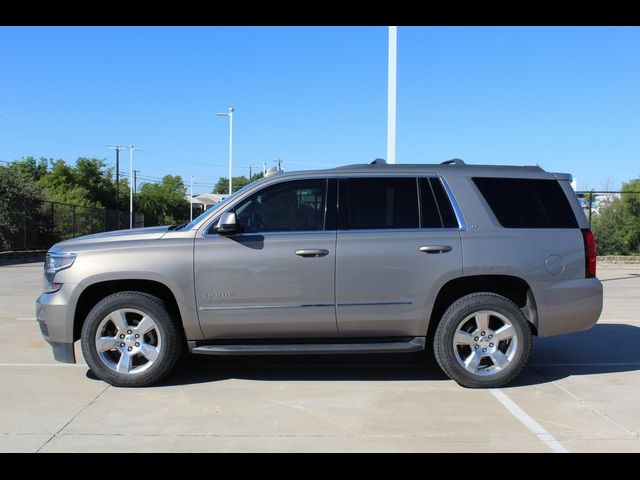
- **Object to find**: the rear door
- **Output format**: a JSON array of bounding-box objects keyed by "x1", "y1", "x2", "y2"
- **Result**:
[{"x1": 335, "y1": 175, "x2": 463, "y2": 337}]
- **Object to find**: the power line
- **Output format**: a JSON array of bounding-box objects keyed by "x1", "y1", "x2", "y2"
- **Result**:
[
  {"x1": 0, "y1": 115, "x2": 106, "y2": 148},
  {"x1": 139, "y1": 150, "x2": 228, "y2": 168}
]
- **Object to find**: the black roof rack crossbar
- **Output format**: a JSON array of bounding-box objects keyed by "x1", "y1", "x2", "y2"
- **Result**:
[{"x1": 441, "y1": 158, "x2": 466, "y2": 165}]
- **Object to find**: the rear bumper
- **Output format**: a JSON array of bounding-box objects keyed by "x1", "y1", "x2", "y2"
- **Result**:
[
  {"x1": 534, "y1": 277, "x2": 603, "y2": 337},
  {"x1": 36, "y1": 285, "x2": 76, "y2": 363}
]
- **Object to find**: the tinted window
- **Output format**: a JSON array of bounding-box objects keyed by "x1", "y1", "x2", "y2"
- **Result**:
[
  {"x1": 418, "y1": 178, "x2": 442, "y2": 228},
  {"x1": 473, "y1": 177, "x2": 578, "y2": 228},
  {"x1": 430, "y1": 178, "x2": 458, "y2": 228},
  {"x1": 339, "y1": 178, "x2": 419, "y2": 230},
  {"x1": 233, "y1": 179, "x2": 327, "y2": 233},
  {"x1": 419, "y1": 178, "x2": 458, "y2": 228}
]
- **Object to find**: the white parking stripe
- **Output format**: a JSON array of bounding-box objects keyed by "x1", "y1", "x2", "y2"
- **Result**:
[
  {"x1": 531, "y1": 362, "x2": 640, "y2": 367},
  {"x1": 16, "y1": 317, "x2": 36, "y2": 321},
  {"x1": 490, "y1": 388, "x2": 569, "y2": 453},
  {"x1": 0, "y1": 363, "x2": 86, "y2": 368}
]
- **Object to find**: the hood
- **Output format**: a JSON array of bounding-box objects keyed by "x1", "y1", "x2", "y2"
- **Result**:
[{"x1": 49, "y1": 225, "x2": 171, "y2": 252}]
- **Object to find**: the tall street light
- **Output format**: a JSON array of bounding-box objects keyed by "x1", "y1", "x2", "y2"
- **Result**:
[
  {"x1": 216, "y1": 107, "x2": 235, "y2": 195},
  {"x1": 387, "y1": 26, "x2": 397, "y2": 164},
  {"x1": 127, "y1": 145, "x2": 141, "y2": 229}
]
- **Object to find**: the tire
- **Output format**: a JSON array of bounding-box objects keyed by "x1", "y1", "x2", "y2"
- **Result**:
[
  {"x1": 433, "y1": 292, "x2": 532, "y2": 388},
  {"x1": 81, "y1": 291, "x2": 183, "y2": 387}
]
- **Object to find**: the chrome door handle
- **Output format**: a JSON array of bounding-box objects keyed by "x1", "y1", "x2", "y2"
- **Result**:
[
  {"x1": 295, "y1": 249, "x2": 330, "y2": 258},
  {"x1": 419, "y1": 245, "x2": 452, "y2": 254}
]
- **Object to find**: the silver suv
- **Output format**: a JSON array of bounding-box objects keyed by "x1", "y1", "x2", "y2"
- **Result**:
[{"x1": 36, "y1": 159, "x2": 603, "y2": 388}]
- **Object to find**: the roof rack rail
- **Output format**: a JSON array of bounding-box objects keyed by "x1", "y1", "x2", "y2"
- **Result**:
[
  {"x1": 370, "y1": 158, "x2": 387, "y2": 165},
  {"x1": 441, "y1": 158, "x2": 465, "y2": 165},
  {"x1": 265, "y1": 166, "x2": 282, "y2": 177}
]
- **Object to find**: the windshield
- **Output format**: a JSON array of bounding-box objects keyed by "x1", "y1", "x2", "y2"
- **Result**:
[{"x1": 182, "y1": 183, "x2": 254, "y2": 231}]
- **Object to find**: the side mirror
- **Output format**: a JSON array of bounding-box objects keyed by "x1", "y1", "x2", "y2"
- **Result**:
[{"x1": 215, "y1": 212, "x2": 238, "y2": 234}]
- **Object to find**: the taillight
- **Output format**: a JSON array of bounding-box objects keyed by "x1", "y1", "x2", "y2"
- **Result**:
[{"x1": 581, "y1": 229, "x2": 596, "y2": 278}]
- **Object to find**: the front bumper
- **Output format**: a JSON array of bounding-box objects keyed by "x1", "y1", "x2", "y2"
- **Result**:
[{"x1": 35, "y1": 284, "x2": 77, "y2": 363}]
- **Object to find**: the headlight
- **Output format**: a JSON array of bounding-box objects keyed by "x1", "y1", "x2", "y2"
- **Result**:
[{"x1": 44, "y1": 252, "x2": 76, "y2": 293}]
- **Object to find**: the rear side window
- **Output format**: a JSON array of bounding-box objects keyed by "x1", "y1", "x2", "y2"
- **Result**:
[
  {"x1": 473, "y1": 177, "x2": 578, "y2": 228},
  {"x1": 420, "y1": 178, "x2": 459, "y2": 228},
  {"x1": 339, "y1": 177, "x2": 419, "y2": 230}
]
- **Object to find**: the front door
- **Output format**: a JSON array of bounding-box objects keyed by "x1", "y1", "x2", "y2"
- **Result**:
[{"x1": 194, "y1": 177, "x2": 338, "y2": 339}]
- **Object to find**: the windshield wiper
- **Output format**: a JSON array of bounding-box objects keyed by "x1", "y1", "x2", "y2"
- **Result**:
[{"x1": 168, "y1": 223, "x2": 187, "y2": 231}]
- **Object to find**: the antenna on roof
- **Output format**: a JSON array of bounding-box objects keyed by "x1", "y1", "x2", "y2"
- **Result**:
[
  {"x1": 441, "y1": 158, "x2": 465, "y2": 165},
  {"x1": 371, "y1": 158, "x2": 387, "y2": 165}
]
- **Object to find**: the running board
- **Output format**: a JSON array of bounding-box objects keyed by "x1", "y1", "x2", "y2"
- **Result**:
[{"x1": 190, "y1": 337, "x2": 425, "y2": 356}]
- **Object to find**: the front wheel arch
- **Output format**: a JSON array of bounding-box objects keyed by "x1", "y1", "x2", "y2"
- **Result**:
[{"x1": 73, "y1": 279, "x2": 185, "y2": 343}]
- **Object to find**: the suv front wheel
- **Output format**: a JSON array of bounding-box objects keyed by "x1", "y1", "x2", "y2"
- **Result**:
[
  {"x1": 81, "y1": 291, "x2": 182, "y2": 387},
  {"x1": 433, "y1": 292, "x2": 532, "y2": 388}
]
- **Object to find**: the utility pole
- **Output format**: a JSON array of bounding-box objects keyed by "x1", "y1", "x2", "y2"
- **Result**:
[
  {"x1": 387, "y1": 26, "x2": 397, "y2": 164},
  {"x1": 116, "y1": 148, "x2": 120, "y2": 205},
  {"x1": 275, "y1": 159, "x2": 283, "y2": 171},
  {"x1": 133, "y1": 169, "x2": 140, "y2": 194},
  {"x1": 263, "y1": 161, "x2": 267, "y2": 175},
  {"x1": 126, "y1": 145, "x2": 141, "y2": 229},
  {"x1": 190, "y1": 176, "x2": 194, "y2": 222},
  {"x1": 243, "y1": 164, "x2": 262, "y2": 180},
  {"x1": 108, "y1": 146, "x2": 127, "y2": 207}
]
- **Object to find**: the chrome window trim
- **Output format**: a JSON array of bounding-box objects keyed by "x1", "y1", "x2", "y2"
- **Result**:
[
  {"x1": 335, "y1": 175, "x2": 466, "y2": 233},
  {"x1": 203, "y1": 230, "x2": 337, "y2": 239},
  {"x1": 336, "y1": 228, "x2": 461, "y2": 234},
  {"x1": 437, "y1": 176, "x2": 467, "y2": 231},
  {"x1": 200, "y1": 174, "x2": 337, "y2": 238},
  {"x1": 199, "y1": 173, "x2": 466, "y2": 236}
]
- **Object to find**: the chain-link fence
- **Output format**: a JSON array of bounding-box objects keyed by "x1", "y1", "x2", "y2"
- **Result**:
[
  {"x1": 0, "y1": 200, "x2": 143, "y2": 253},
  {"x1": 576, "y1": 190, "x2": 640, "y2": 256}
]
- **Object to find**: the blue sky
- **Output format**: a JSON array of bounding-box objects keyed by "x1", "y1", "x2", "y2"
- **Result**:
[{"x1": 0, "y1": 26, "x2": 638, "y2": 193}]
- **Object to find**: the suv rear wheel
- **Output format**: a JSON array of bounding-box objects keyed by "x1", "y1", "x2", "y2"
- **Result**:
[
  {"x1": 81, "y1": 291, "x2": 182, "y2": 387},
  {"x1": 433, "y1": 292, "x2": 532, "y2": 388}
]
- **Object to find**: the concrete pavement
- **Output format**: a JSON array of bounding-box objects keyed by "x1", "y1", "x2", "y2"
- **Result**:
[{"x1": 0, "y1": 262, "x2": 638, "y2": 452}]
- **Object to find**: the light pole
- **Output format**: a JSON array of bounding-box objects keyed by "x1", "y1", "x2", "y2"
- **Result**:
[
  {"x1": 190, "y1": 176, "x2": 194, "y2": 222},
  {"x1": 127, "y1": 145, "x2": 141, "y2": 229},
  {"x1": 216, "y1": 107, "x2": 234, "y2": 195},
  {"x1": 387, "y1": 26, "x2": 397, "y2": 164}
]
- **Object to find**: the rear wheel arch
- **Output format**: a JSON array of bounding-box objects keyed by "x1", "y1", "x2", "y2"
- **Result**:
[{"x1": 427, "y1": 275, "x2": 538, "y2": 338}]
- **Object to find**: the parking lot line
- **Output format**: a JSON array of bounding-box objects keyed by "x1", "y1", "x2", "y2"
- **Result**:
[
  {"x1": 490, "y1": 388, "x2": 569, "y2": 453},
  {"x1": 15, "y1": 317, "x2": 36, "y2": 321},
  {"x1": 0, "y1": 362, "x2": 85, "y2": 368},
  {"x1": 530, "y1": 362, "x2": 640, "y2": 367}
]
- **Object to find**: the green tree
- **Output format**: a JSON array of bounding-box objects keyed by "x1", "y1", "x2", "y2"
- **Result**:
[
  {"x1": 74, "y1": 157, "x2": 117, "y2": 208},
  {"x1": 592, "y1": 178, "x2": 640, "y2": 255},
  {"x1": 592, "y1": 196, "x2": 627, "y2": 255},
  {"x1": 213, "y1": 172, "x2": 264, "y2": 194},
  {"x1": 5, "y1": 156, "x2": 49, "y2": 182},
  {"x1": 38, "y1": 159, "x2": 100, "y2": 208},
  {"x1": 620, "y1": 179, "x2": 640, "y2": 252},
  {"x1": 136, "y1": 175, "x2": 190, "y2": 226},
  {"x1": 0, "y1": 164, "x2": 43, "y2": 250},
  {"x1": 36, "y1": 158, "x2": 118, "y2": 210}
]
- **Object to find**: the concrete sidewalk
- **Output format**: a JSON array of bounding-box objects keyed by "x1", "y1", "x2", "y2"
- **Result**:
[{"x1": 0, "y1": 262, "x2": 638, "y2": 452}]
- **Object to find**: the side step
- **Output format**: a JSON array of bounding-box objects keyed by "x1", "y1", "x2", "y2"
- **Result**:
[{"x1": 190, "y1": 337, "x2": 425, "y2": 356}]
